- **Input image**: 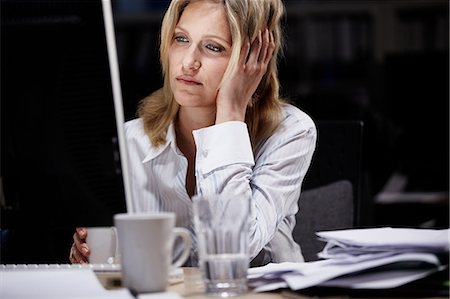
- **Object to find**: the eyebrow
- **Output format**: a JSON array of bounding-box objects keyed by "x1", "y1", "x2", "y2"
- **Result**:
[{"x1": 175, "y1": 25, "x2": 231, "y2": 46}]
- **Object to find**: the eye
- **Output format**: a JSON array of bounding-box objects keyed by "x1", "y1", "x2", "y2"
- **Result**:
[
  {"x1": 205, "y1": 43, "x2": 224, "y2": 53},
  {"x1": 174, "y1": 35, "x2": 188, "y2": 43}
]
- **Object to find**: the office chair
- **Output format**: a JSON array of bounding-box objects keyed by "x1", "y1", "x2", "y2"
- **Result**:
[
  {"x1": 302, "y1": 120, "x2": 364, "y2": 225},
  {"x1": 293, "y1": 180, "x2": 354, "y2": 261},
  {"x1": 294, "y1": 120, "x2": 364, "y2": 261}
]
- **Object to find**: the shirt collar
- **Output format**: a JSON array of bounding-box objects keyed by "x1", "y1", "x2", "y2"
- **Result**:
[{"x1": 142, "y1": 122, "x2": 179, "y2": 163}]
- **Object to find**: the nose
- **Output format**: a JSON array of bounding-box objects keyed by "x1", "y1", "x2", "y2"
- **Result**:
[{"x1": 182, "y1": 46, "x2": 201, "y2": 72}]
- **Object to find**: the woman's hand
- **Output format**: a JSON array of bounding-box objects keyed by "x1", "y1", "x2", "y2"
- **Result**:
[
  {"x1": 69, "y1": 227, "x2": 90, "y2": 264},
  {"x1": 215, "y1": 29, "x2": 275, "y2": 124}
]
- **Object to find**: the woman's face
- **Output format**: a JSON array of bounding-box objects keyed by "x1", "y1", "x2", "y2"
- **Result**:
[{"x1": 168, "y1": 1, "x2": 232, "y2": 109}]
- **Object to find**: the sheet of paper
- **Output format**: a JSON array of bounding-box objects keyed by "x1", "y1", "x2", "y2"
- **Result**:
[
  {"x1": 316, "y1": 227, "x2": 450, "y2": 251},
  {"x1": 320, "y1": 266, "x2": 446, "y2": 289},
  {"x1": 249, "y1": 281, "x2": 289, "y2": 293},
  {"x1": 284, "y1": 252, "x2": 440, "y2": 290},
  {"x1": 1, "y1": 268, "x2": 133, "y2": 299},
  {"x1": 248, "y1": 262, "x2": 315, "y2": 292},
  {"x1": 138, "y1": 292, "x2": 184, "y2": 299}
]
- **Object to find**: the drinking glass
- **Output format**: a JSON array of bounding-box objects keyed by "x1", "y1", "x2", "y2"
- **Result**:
[{"x1": 192, "y1": 192, "x2": 250, "y2": 297}]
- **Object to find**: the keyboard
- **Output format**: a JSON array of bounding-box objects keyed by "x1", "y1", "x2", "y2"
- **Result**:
[{"x1": 1, "y1": 263, "x2": 121, "y2": 272}]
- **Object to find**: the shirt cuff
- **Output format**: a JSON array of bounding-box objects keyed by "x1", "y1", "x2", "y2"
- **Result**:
[{"x1": 193, "y1": 121, "x2": 255, "y2": 175}]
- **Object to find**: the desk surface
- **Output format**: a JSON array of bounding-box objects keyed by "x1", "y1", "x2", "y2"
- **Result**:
[
  {"x1": 98, "y1": 267, "x2": 448, "y2": 299},
  {"x1": 166, "y1": 268, "x2": 307, "y2": 299},
  {"x1": 97, "y1": 268, "x2": 307, "y2": 298}
]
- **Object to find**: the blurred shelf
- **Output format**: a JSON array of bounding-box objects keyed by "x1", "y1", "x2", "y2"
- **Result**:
[
  {"x1": 375, "y1": 191, "x2": 449, "y2": 205},
  {"x1": 284, "y1": 0, "x2": 448, "y2": 63}
]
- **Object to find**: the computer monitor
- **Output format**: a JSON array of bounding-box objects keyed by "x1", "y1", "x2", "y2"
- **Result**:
[{"x1": 1, "y1": 0, "x2": 131, "y2": 263}]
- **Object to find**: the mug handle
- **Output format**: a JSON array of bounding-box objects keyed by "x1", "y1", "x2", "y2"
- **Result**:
[
  {"x1": 109, "y1": 227, "x2": 119, "y2": 264},
  {"x1": 171, "y1": 227, "x2": 192, "y2": 268}
]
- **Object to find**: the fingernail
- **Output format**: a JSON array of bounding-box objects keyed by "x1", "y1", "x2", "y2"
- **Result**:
[{"x1": 77, "y1": 227, "x2": 85, "y2": 236}]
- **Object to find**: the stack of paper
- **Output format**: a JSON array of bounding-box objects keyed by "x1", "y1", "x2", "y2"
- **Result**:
[
  {"x1": 248, "y1": 227, "x2": 449, "y2": 293},
  {"x1": 317, "y1": 227, "x2": 449, "y2": 259}
]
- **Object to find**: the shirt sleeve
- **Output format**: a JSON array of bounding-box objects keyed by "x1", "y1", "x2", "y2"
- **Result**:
[
  {"x1": 192, "y1": 111, "x2": 317, "y2": 260},
  {"x1": 192, "y1": 121, "x2": 254, "y2": 176}
]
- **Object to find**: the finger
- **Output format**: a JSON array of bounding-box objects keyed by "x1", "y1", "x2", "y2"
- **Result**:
[
  {"x1": 263, "y1": 31, "x2": 276, "y2": 65},
  {"x1": 76, "y1": 227, "x2": 87, "y2": 239},
  {"x1": 73, "y1": 231, "x2": 90, "y2": 257},
  {"x1": 246, "y1": 30, "x2": 262, "y2": 67},
  {"x1": 70, "y1": 244, "x2": 88, "y2": 264},
  {"x1": 258, "y1": 29, "x2": 269, "y2": 63},
  {"x1": 69, "y1": 244, "x2": 78, "y2": 263},
  {"x1": 240, "y1": 37, "x2": 251, "y2": 66}
]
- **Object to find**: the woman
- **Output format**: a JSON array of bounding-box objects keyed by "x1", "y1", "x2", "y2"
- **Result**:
[{"x1": 70, "y1": 0, "x2": 316, "y2": 266}]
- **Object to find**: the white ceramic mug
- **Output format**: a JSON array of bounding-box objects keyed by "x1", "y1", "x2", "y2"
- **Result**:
[
  {"x1": 86, "y1": 227, "x2": 119, "y2": 264},
  {"x1": 114, "y1": 212, "x2": 192, "y2": 294}
]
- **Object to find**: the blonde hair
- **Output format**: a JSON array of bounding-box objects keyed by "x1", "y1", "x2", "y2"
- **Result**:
[{"x1": 138, "y1": 0, "x2": 286, "y2": 149}]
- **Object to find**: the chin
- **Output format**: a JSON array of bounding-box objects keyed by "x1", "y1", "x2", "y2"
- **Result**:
[
  {"x1": 174, "y1": 92, "x2": 203, "y2": 106},
  {"x1": 174, "y1": 91, "x2": 214, "y2": 107}
]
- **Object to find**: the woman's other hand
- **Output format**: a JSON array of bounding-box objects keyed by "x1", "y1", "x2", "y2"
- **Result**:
[
  {"x1": 216, "y1": 29, "x2": 275, "y2": 123},
  {"x1": 69, "y1": 227, "x2": 90, "y2": 264}
]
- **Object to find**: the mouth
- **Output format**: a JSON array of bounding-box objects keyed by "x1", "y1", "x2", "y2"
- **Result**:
[{"x1": 176, "y1": 75, "x2": 202, "y2": 86}]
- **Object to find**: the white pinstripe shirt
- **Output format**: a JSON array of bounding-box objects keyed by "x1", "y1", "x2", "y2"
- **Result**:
[{"x1": 124, "y1": 103, "x2": 316, "y2": 265}]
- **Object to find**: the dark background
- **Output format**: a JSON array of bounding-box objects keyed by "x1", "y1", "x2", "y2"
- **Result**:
[{"x1": 1, "y1": 0, "x2": 448, "y2": 263}]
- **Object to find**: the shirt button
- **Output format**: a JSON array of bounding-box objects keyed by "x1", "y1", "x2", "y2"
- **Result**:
[{"x1": 202, "y1": 149, "x2": 208, "y2": 158}]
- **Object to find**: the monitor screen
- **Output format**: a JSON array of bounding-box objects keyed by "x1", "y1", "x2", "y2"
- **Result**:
[{"x1": 1, "y1": 0, "x2": 128, "y2": 263}]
